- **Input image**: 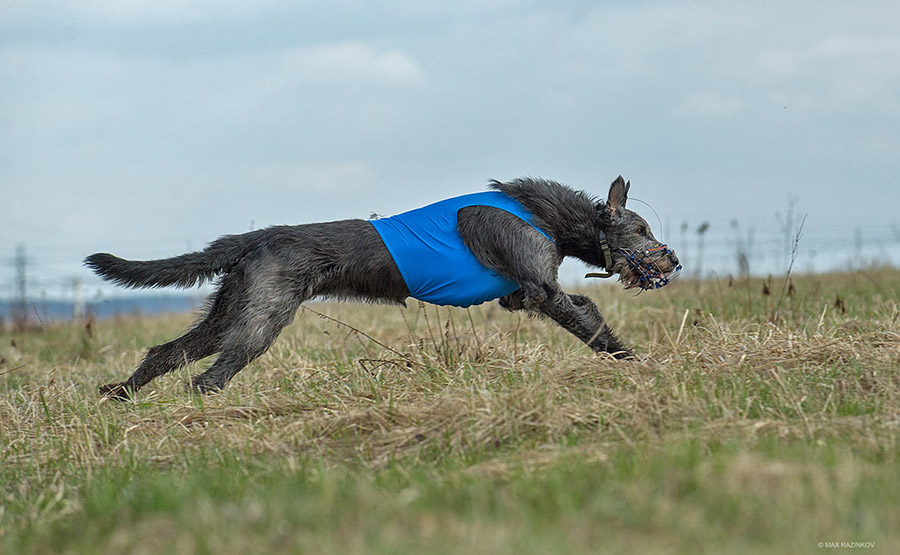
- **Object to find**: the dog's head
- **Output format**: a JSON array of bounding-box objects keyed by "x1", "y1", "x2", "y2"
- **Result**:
[{"x1": 593, "y1": 176, "x2": 682, "y2": 290}]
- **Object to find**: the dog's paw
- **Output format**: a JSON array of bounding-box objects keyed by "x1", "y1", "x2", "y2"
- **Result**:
[
  {"x1": 99, "y1": 382, "x2": 135, "y2": 401},
  {"x1": 499, "y1": 294, "x2": 524, "y2": 311}
]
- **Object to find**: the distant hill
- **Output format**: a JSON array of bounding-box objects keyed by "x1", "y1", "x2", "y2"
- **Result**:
[{"x1": 0, "y1": 294, "x2": 201, "y2": 324}]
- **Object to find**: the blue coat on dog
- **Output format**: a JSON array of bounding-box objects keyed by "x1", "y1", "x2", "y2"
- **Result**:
[{"x1": 369, "y1": 191, "x2": 551, "y2": 308}]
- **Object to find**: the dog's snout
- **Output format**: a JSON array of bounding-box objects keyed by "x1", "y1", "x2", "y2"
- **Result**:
[{"x1": 668, "y1": 252, "x2": 680, "y2": 267}]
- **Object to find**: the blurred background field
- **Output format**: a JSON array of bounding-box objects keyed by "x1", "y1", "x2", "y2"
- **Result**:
[{"x1": 3, "y1": 205, "x2": 900, "y2": 326}]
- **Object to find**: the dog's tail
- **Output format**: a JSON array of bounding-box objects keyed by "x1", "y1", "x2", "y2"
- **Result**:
[{"x1": 85, "y1": 231, "x2": 263, "y2": 289}]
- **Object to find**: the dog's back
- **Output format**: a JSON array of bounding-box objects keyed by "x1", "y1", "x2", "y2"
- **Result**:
[{"x1": 85, "y1": 221, "x2": 409, "y2": 301}]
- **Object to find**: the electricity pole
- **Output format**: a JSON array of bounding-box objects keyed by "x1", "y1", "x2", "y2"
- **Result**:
[{"x1": 13, "y1": 243, "x2": 27, "y2": 328}]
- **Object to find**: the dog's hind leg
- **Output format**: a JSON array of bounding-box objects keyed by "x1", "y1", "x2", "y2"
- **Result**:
[
  {"x1": 189, "y1": 271, "x2": 306, "y2": 394},
  {"x1": 188, "y1": 306, "x2": 298, "y2": 394},
  {"x1": 99, "y1": 323, "x2": 222, "y2": 400},
  {"x1": 99, "y1": 272, "x2": 243, "y2": 400}
]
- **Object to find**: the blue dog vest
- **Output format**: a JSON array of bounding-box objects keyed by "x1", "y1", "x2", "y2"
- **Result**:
[{"x1": 369, "y1": 191, "x2": 551, "y2": 308}]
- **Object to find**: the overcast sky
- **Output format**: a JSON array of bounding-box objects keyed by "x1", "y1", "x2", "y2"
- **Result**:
[{"x1": 2, "y1": 1, "x2": 899, "y2": 291}]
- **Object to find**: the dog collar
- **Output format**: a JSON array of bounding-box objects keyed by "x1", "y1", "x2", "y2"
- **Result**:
[{"x1": 584, "y1": 237, "x2": 614, "y2": 279}]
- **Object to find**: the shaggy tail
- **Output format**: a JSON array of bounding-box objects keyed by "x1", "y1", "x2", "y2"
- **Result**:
[{"x1": 85, "y1": 231, "x2": 263, "y2": 289}]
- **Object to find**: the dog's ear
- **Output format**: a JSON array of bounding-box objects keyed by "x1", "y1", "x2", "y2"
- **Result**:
[{"x1": 606, "y1": 175, "x2": 630, "y2": 218}]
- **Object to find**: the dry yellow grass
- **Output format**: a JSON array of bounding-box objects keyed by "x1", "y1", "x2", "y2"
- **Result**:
[{"x1": 1, "y1": 269, "x2": 898, "y2": 553}]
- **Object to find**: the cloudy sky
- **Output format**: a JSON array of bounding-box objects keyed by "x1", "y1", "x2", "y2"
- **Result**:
[{"x1": 2, "y1": 1, "x2": 899, "y2": 294}]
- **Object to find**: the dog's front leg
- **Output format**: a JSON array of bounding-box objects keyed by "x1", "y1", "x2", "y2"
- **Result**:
[
  {"x1": 567, "y1": 292, "x2": 631, "y2": 357},
  {"x1": 457, "y1": 206, "x2": 628, "y2": 357},
  {"x1": 540, "y1": 290, "x2": 631, "y2": 357},
  {"x1": 500, "y1": 288, "x2": 630, "y2": 356}
]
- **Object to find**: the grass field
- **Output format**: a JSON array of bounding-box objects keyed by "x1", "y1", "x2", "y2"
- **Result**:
[{"x1": 1, "y1": 269, "x2": 898, "y2": 554}]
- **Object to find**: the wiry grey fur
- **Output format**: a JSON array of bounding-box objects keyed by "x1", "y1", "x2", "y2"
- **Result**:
[{"x1": 86, "y1": 176, "x2": 679, "y2": 400}]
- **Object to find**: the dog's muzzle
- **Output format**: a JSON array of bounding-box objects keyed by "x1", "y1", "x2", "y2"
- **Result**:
[{"x1": 623, "y1": 243, "x2": 682, "y2": 290}]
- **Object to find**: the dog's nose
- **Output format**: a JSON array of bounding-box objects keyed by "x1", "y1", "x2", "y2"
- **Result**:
[{"x1": 668, "y1": 252, "x2": 680, "y2": 267}]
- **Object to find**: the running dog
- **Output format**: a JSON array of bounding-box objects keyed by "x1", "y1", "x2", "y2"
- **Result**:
[{"x1": 87, "y1": 176, "x2": 680, "y2": 400}]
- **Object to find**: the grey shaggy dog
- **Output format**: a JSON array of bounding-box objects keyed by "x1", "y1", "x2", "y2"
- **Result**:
[{"x1": 87, "y1": 176, "x2": 680, "y2": 400}]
